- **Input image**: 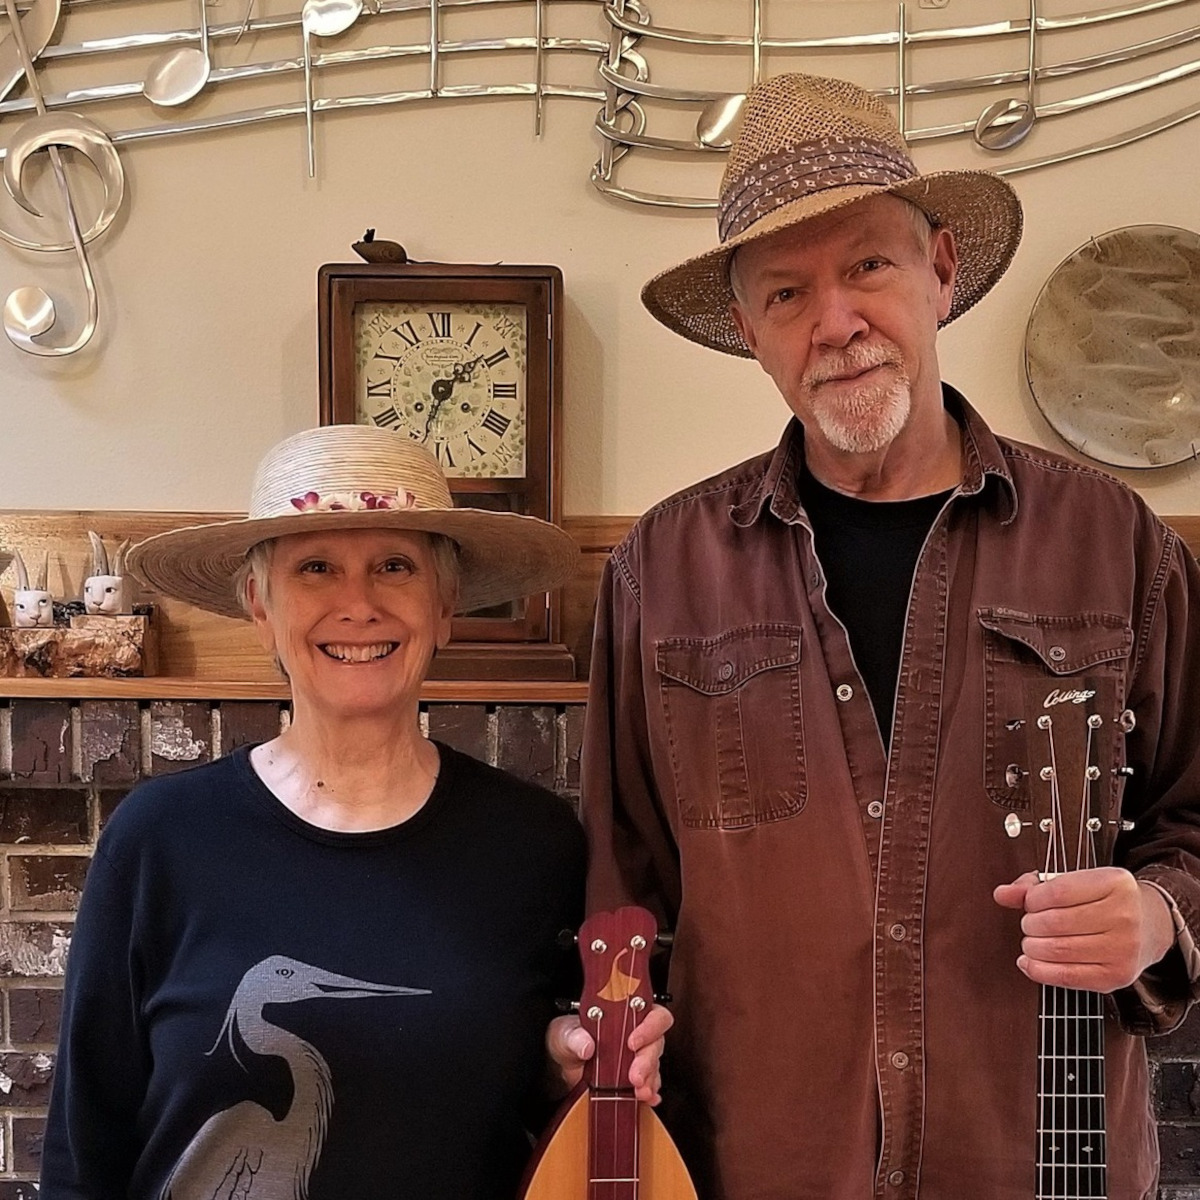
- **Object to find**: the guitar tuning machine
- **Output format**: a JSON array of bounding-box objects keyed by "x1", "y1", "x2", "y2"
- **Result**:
[
  {"x1": 590, "y1": 939, "x2": 608, "y2": 954},
  {"x1": 586, "y1": 1006, "x2": 604, "y2": 1021},
  {"x1": 654, "y1": 991, "x2": 673, "y2": 1005},
  {"x1": 1113, "y1": 765, "x2": 1134, "y2": 778},
  {"x1": 555, "y1": 998, "x2": 581, "y2": 1014},
  {"x1": 655, "y1": 931, "x2": 675, "y2": 948},
  {"x1": 1118, "y1": 709, "x2": 1136, "y2": 733},
  {"x1": 1004, "y1": 813, "x2": 1033, "y2": 838},
  {"x1": 630, "y1": 935, "x2": 647, "y2": 951},
  {"x1": 630, "y1": 996, "x2": 647, "y2": 1012}
]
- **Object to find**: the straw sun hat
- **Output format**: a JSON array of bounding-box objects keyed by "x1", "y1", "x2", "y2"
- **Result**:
[
  {"x1": 641, "y1": 73, "x2": 1024, "y2": 356},
  {"x1": 125, "y1": 425, "x2": 579, "y2": 620}
]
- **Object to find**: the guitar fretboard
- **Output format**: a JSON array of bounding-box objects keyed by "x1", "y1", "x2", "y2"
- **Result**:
[{"x1": 1037, "y1": 983, "x2": 1107, "y2": 1200}]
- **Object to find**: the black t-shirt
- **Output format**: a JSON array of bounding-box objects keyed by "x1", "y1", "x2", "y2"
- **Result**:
[
  {"x1": 42, "y1": 743, "x2": 585, "y2": 1200},
  {"x1": 799, "y1": 471, "x2": 951, "y2": 749}
]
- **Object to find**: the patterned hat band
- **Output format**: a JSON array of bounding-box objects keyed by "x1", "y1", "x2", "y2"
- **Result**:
[{"x1": 718, "y1": 137, "x2": 919, "y2": 243}]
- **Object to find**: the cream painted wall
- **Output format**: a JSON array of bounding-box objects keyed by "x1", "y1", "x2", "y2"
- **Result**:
[{"x1": 0, "y1": 0, "x2": 1197, "y2": 518}]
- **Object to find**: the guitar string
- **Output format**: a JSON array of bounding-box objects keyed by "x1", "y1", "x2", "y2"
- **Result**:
[
  {"x1": 621, "y1": 940, "x2": 642, "y2": 1197},
  {"x1": 1044, "y1": 716, "x2": 1062, "y2": 1199}
]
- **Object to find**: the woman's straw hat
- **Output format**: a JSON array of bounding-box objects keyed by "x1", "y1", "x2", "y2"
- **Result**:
[
  {"x1": 125, "y1": 425, "x2": 578, "y2": 619},
  {"x1": 641, "y1": 73, "x2": 1024, "y2": 356}
]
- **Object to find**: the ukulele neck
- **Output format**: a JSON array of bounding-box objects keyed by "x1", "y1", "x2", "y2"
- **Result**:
[{"x1": 588, "y1": 1090, "x2": 641, "y2": 1200}]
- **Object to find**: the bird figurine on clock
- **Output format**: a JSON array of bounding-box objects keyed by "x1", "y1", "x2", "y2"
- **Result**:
[{"x1": 317, "y1": 241, "x2": 572, "y2": 682}]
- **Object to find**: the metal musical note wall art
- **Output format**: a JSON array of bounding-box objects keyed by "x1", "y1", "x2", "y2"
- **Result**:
[{"x1": 2, "y1": 0, "x2": 1199, "y2": 356}]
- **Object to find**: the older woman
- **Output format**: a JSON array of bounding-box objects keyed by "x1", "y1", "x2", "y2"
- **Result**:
[{"x1": 42, "y1": 426, "x2": 665, "y2": 1200}]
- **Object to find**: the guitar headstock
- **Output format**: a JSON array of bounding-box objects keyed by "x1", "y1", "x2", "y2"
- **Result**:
[
  {"x1": 577, "y1": 906, "x2": 658, "y2": 1092},
  {"x1": 1003, "y1": 676, "x2": 1135, "y2": 875}
]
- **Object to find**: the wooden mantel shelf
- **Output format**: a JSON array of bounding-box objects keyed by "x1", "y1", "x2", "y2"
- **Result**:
[{"x1": 0, "y1": 678, "x2": 590, "y2": 703}]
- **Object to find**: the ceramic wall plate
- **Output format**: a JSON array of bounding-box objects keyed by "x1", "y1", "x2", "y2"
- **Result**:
[{"x1": 1025, "y1": 225, "x2": 1200, "y2": 469}]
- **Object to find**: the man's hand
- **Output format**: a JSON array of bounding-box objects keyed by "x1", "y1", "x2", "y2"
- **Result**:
[
  {"x1": 994, "y1": 867, "x2": 1176, "y2": 992},
  {"x1": 546, "y1": 1004, "x2": 673, "y2": 1106}
]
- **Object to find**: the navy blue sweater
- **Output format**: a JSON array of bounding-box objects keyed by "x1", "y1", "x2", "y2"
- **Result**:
[{"x1": 42, "y1": 743, "x2": 585, "y2": 1200}]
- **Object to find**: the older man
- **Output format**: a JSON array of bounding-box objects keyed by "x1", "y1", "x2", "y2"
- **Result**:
[{"x1": 582, "y1": 74, "x2": 1200, "y2": 1199}]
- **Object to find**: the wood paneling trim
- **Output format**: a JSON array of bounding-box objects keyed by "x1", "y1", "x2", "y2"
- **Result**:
[
  {"x1": 562, "y1": 516, "x2": 636, "y2": 554},
  {"x1": 1168, "y1": 515, "x2": 1200, "y2": 557}
]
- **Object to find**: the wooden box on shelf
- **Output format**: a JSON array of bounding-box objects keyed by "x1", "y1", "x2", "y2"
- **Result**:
[{"x1": 0, "y1": 612, "x2": 157, "y2": 679}]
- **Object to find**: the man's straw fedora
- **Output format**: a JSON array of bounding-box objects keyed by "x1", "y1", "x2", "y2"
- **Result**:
[
  {"x1": 641, "y1": 73, "x2": 1024, "y2": 356},
  {"x1": 126, "y1": 425, "x2": 578, "y2": 619}
]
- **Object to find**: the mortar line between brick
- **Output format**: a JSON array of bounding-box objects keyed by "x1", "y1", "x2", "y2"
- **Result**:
[
  {"x1": 69, "y1": 705, "x2": 83, "y2": 782},
  {"x1": 139, "y1": 705, "x2": 153, "y2": 776},
  {"x1": 0, "y1": 708, "x2": 11, "y2": 779},
  {"x1": 554, "y1": 708, "x2": 568, "y2": 794},
  {"x1": 486, "y1": 707, "x2": 499, "y2": 768}
]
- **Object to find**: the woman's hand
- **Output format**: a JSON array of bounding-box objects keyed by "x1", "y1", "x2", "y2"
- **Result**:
[{"x1": 546, "y1": 1004, "x2": 674, "y2": 1105}]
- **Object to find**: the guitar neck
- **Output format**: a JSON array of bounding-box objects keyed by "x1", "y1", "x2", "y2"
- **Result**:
[
  {"x1": 1037, "y1": 983, "x2": 1107, "y2": 1200},
  {"x1": 588, "y1": 1090, "x2": 641, "y2": 1200}
]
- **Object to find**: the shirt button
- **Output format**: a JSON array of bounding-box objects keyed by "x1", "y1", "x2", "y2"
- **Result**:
[
  {"x1": 836, "y1": 683, "x2": 854, "y2": 702},
  {"x1": 718, "y1": 661, "x2": 734, "y2": 682},
  {"x1": 1048, "y1": 645, "x2": 1066, "y2": 663},
  {"x1": 889, "y1": 923, "x2": 907, "y2": 941},
  {"x1": 891, "y1": 1051, "x2": 910, "y2": 1070},
  {"x1": 888, "y1": 1170, "x2": 906, "y2": 1187},
  {"x1": 867, "y1": 800, "x2": 884, "y2": 818}
]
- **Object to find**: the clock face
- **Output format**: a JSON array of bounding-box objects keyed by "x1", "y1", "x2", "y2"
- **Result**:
[{"x1": 353, "y1": 301, "x2": 527, "y2": 478}]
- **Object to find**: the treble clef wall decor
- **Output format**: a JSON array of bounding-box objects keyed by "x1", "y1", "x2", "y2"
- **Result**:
[{"x1": 0, "y1": 0, "x2": 124, "y2": 355}]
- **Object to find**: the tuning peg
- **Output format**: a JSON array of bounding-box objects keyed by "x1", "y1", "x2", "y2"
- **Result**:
[
  {"x1": 1107, "y1": 818, "x2": 1135, "y2": 832},
  {"x1": 655, "y1": 931, "x2": 675, "y2": 948},
  {"x1": 1113, "y1": 766, "x2": 1134, "y2": 778},
  {"x1": 1005, "y1": 764, "x2": 1028, "y2": 787},
  {"x1": 1118, "y1": 709, "x2": 1136, "y2": 733},
  {"x1": 556, "y1": 928, "x2": 578, "y2": 950},
  {"x1": 555, "y1": 998, "x2": 580, "y2": 1014},
  {"x1": 654, "y1": 991, "x2": 673, "y2": 1005},
  {"x1": 1004, "y1": 813, "x2": 1033, "y2": 838}
]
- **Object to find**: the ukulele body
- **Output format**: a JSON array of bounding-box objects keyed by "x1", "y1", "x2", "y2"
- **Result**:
[{"x1": 521, "y1": 1083, "x2": 698, "y2": 1200}]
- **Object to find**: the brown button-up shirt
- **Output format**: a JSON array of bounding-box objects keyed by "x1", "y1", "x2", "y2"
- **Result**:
[{"x1": 581, "y1": 391, "x2": 1200, "y2": 1200}]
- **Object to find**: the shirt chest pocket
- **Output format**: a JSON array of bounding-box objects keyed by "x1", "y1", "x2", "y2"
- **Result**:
[
  {"x1": 979, "y1": 608, "x2": 1132, "y2": 827},
  {"x1": 655, "y1": 624, "x2": 806, "y2": 830}
]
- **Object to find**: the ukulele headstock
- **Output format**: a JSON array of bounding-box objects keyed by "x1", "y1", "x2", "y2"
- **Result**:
[
  {"x1": 1003, "y1": 677, "x2": 1135, "y2": 875},
  {"x1": 577, "y1": 906, "x2": 658, "y2": 1092}
]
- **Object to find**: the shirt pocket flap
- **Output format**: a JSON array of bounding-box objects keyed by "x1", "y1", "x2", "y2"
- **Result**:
[
  {"x1": 655, "y1": 625, "x2": 802, "y2": 696},
  {"x1": 977, "y1": 608, "x2": 1132, "y2": 674}
]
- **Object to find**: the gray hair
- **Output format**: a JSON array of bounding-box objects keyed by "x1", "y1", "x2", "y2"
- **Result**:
[
  {"x1": 233, "y1": 532, "x2": 462, "y2": 617},
  {"x1": 727, "y1": 196, "x2": 938, "y2": 305}
]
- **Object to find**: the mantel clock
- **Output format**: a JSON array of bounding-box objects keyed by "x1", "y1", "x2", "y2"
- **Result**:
[{"x1": 317, "y1": 260, "x2": 573, "y2": 681}]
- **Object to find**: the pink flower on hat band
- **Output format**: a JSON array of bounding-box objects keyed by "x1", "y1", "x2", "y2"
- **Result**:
[{"x1": 289, "y1": 489, "x2": 417, "y2": 513}]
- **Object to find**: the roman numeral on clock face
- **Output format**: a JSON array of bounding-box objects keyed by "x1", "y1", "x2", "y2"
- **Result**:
[
  {"x1": 428, "y1": 311, "x2": 451, "y2": 338},
  {"x1": 483, "y1": 347, "x2": 509, "y2": 369},
  {"x1": 481, "y1": 408, "x2": 511, "y2": 438},
  {"x1": 373, "y1": 407, "x2": 402, "y2": 429},
  {"x1": 391, "y1": 320, "x2": 421, "y2": 348},
  {"x1": 366, "y1": 379, "x2": 392, "y2": 399},
  {"x1": 493, "y1": 382, "x2": 518, "y2": 401}
]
